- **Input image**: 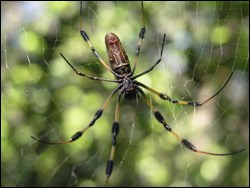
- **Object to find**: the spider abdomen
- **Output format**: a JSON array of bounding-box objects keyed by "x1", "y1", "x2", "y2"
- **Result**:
[{"x1": 105, "y1": 33, "x2": 132, "y2": 78}]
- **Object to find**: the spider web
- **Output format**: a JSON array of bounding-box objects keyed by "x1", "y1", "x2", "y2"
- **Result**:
[{"x1": 1, "y1": 1, "x2": 249, "y2": 187}]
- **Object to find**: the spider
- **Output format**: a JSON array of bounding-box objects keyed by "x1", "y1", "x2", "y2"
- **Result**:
[{"x1": 32, "y1": 1, "x2": 245, "y2": 186}]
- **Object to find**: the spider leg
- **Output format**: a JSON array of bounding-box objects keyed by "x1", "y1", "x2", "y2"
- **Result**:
[
  {"x1": 79, "y1": 2, "x2": 121, "y2": 78},
  {"x1": 135, "y1": 72, "x2": 233, "y2": 107},
  {"x1": 31, "y1": 84, "x2": 123, "y2": 145},
  {"x1": 132, "y1": 34, "x2": 166, "y2": 80},
  {"x1": 137, "y1": 86, "x2": 245, "y2": 156},
  {"x1": 60, "y1": 53, "x2": 119, "y2": 83},
  {"x1": 131, "y1": 1, "x2": 146, "y2": 76},
  {"x1": 105, "y1": 89, "x2": 124, "y2": 187}
]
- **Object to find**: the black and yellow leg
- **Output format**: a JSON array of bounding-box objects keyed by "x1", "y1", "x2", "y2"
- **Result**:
[
  {"x1": 60, "y1": 53, "x2": 119, "y2": 83},
  {"x1": 132, "y1": 34, "x2": 166, "y2": 80},
  {"x1": 137, "y1": 87, "x2": 245, "y2": 156},
  {"x1": 31, "y1": 85, "x2": 122, "y2": 145},
  {"x1": 79, "y1": 2, "x2": 120, "y2": 78},
  {"x1": 131, "y1": 1, "x2": 146, "y2": 75},
  {"x1": 105, "y1": 91, "x2": 123, "y2": 187},
  {"x1": 135, "y1": 72, "x2": 234, "y2": 107}
]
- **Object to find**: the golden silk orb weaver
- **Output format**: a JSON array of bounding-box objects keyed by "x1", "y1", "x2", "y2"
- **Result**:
[{"x1": 32, "y1": 1, "x2": 245, "y2": 186}]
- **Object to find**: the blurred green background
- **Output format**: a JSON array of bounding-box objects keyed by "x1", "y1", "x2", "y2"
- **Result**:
[{"x1": 1, "y1": 1, "x2": 249, "y2": 187}]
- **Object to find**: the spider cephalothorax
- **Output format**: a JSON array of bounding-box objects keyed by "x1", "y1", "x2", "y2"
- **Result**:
[{"x1": 122, "y1": 77, "x2": 137, "y2": 100}]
